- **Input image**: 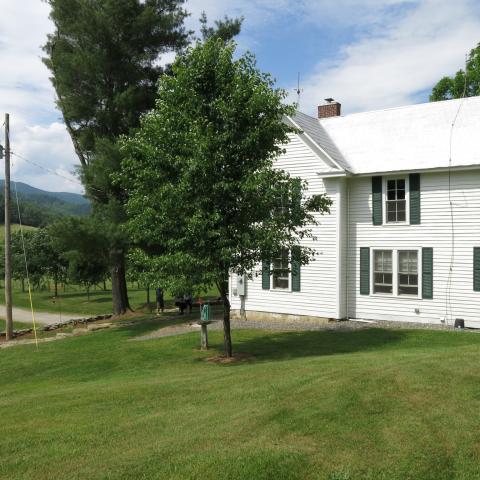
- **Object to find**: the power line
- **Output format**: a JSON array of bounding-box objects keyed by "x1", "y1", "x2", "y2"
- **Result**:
[
  {"x1": 10, "y1": 151, "x2": 105, "y2": 195},
  {"x1": 10, "y1": 151, "x2": 84, "y2": 190},
  {"x1": 12, "y1": 177, "x2": 39, "y2": 350},
  {"x1": 444, "y1": 53, "x2": 469, "y2": 326}
]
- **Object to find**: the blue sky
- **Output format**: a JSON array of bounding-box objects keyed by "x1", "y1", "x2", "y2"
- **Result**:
[{"x1": 0, "y1": 0, "x2": 479, "y2": 193}]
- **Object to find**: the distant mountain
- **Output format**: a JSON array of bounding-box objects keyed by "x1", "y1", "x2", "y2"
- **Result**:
[
  {"x1": 0, "y1": 180, "x2": 89, "y2": 206},
  {"x1": 0, "y1": 180, "x2": 91, "y2": 226}
]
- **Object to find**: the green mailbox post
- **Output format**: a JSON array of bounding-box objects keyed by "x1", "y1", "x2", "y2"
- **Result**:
[{"x1": 198, "y1": 303, "x2": 212, "y2": 350}]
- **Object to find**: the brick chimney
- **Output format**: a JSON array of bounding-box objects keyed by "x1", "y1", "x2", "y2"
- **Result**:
[{"x1": 318, "y1": 98, "x2": 341, "y2": 119}]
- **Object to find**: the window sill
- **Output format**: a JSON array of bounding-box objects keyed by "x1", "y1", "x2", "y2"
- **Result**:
[{"x1": 370, "y1": 293, "x2": 421, "y2": 299}]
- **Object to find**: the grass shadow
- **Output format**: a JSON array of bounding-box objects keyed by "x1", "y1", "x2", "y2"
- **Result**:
[{"x1": 229, "y1": 328, "x2": 409, "y2": 363}]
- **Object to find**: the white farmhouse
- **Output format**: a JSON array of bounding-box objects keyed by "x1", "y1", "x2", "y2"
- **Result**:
[{"x1": 230, "y1": 96, "x2": 480, "y2": 327}]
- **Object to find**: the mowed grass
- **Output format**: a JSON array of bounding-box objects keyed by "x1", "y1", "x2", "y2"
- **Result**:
[
  {"x1": 0, "y1": 284, "x2": 219, "y2": 316},
  {"x1": 0, "y1": 223, "x2": 37, "y2": 241},
  {"x1": 2, "y1": 322, "x2": 480, "y2": 480},
  {"x1": 0, "y1": 319, "x2": 31, "y2": 331}
]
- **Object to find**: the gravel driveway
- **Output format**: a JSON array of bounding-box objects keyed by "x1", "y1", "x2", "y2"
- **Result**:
[{"x1": 132, "y1": 316, "x2": 461, "y2": 342}]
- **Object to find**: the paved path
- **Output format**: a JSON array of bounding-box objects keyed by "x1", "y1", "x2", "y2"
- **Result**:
[{"x1": 0, "y1": 305, "x2": 82, "y2": 326}]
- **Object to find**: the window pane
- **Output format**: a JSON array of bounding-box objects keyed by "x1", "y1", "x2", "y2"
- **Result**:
[
  {"x1": 272, "y1": 248, "x2": 289, "y2": 289},
  {"x1": 273, "y1": 277, "x2": 289, "y2": 289},
  {"x1": 398, "y1": 251, "x2": 418, "y2": 295},
  {"x1": 374, "y1": 250, "x2": 393, "y2": 294},
  {"x1": 383, "y1": 252, "x2": 392, "y2": 271},
  {"x1": 375, "y1": 284, "x2": 393, "y2": 294},
  {"x1": 399, "y1": 253, "x2": 408, "y2": 272},
  {"x1": 399, "y1": 285, "x2": 418, "y2": 295},
  {"x1": 374, "y1": 273, "x2": 384, "y2": 284},
  {"x1": 386, "y1": 179, "x2": 406, "y2": 223}
]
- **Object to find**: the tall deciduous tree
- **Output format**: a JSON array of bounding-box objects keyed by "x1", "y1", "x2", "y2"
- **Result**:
[
  {"x1": 121, "y1": 39, "x2": 331, "y2": 356},
  {"x1": 49, "y1": 217, "x2": 110, "y2": 299},
  {"x1": 42, "y1": 0, "x2": 190, "y2": 314},
  {"x1": 430, "y1": 42, "x2": 480, "y2": 101}
]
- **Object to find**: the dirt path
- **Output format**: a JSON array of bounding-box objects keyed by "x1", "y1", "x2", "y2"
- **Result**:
[{"x1": 0, "y1": 305, "x2": 83, "y2": 326}]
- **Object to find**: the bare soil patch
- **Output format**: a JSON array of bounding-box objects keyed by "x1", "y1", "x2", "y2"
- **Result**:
[{"x1": 204, "y1": 352, "x2": 255, "y2": 364}]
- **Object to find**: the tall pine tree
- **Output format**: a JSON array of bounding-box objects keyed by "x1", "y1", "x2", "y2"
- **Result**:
[{"x1": 43, "y1": 0, "x2": 190, "y2": 314}]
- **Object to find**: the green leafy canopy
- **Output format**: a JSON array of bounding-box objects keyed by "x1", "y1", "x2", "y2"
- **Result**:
[
  {"x1": 430, "y1": 42, "x2": 480, "y2": 101},
  {"x1": 120, "y1": 38, "x2": 331, "y2": 295}
]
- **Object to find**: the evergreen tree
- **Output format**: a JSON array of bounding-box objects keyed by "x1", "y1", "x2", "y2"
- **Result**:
[{"x1": 42, "y1": 0, "x2": 190, "y2": 314}]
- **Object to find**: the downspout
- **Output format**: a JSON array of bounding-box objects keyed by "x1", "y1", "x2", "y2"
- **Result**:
[{"x1": 345, "y1": 178, "x2": 350, "y2": 319}]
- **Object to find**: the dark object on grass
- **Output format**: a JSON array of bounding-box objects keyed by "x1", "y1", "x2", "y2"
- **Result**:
[
  {"x1": 156, "y1": 287, "x2": 164, "y2": 314},
  {"x1": 454, "y1": 318, "x2": 465, "y2": 329}
]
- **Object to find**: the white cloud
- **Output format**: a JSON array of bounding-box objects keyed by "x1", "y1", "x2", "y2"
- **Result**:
[
  {"x1": 0, "y1": 0, "x2": 56, "y2": 122},
  {"x1": 296, "y1": 0, "x2": 480, "y2": 114},
  {"x1": 1, "y1": 0, "x2": 479, "y2": 194},
  {"x1": 10, "y1": 119, "x2": 83, "y2": 194},
  {"x1": 0, "y1": 0, "x2": 80, "y2": 192}
]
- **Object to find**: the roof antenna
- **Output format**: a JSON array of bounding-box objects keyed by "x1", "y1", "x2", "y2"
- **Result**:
[{"x1": 293, "y1": 72, "x2": 303, "y2": 108}]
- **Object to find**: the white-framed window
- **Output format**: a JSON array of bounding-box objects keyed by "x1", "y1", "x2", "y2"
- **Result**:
[
  {"x1": 272, "y1": 248, "x2": 290, "y2": 289},
  {"x1": 371, "y1": 247, "x2": 421, "y2": 298},
  {"x1": 385, "y1": 177, "x2": 408, "y2": 224},
  {"x1": 373, "y1": 250, "x2": 393, "y2": 294},
  {"x1": 398, "y1": 250, "x2": 418, "y2": 296}
]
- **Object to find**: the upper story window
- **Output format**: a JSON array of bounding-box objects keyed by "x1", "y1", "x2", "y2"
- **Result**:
[
  {"x1": 272, "y1": 248, "x2": 289, "y2": 289},
  {"x1": 386, "y1": 179, "x2": 406, "y2": 223}
]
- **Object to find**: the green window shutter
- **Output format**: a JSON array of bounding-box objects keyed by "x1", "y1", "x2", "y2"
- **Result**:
[
  {"x1": 409, "y1": 173, "x2": 421, "y2": 224},
  {"x1": 422, "y1": 247, "x2": 433, "y2": 299},
  {"x1": 262, "y1": 260, "x2": 270, "y2": 290},
  {"x1": 360, "y1": 247, "x2": 370, "y2": 295},
  {"x1": 474, "y1": 248, "x2": 480, "y2": 292},
  {"x1": 372, "y1": 176, "x2": 383, "y2": 225},
  {"x1": 291, "y1": 178, "x2": 302, "y2": 223},
  {"x1": 291, "y1": 246, "x2": 301, "y2": 292}
]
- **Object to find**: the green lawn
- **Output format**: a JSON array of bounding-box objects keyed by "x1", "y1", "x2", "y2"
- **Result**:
[
  {"x1": 0, "y1": 283, "x2": 219, "y2": 317},
  {"x1": 0, "y1": 319, "x2": 32, "y2": 331},
  {"x1": 0, "y1": 223, "x2": 37, "y2": 241},
  {"x1": 1, "y1": 321, "x2": 480, "y2": 479}
]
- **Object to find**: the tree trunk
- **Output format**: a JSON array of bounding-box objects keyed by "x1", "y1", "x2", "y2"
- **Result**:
[
  {"x1": 222, "y1": 295, "x2": 233, "y2": 357},
  {"x1": 87, "y1": 286, "x2": 90, "y2": 301},
  {"x1": 110, "y1": 248, "x2": 131, "y2": 316},
  {"x1": 103, "y1": 280, "x2": 107, "y2": 291},
  {"x1": 21, "y1": 277, "x2": 25, "y2": 293},
  {"x1": 146, "y1": 286, "x2": 151, "y2": 312},
  {"x1": 54, "y1": 273, "x2": 58, "y2": 297},
  {"x1": 218, "y1": 278, "x2": 232, "y2": 357}
]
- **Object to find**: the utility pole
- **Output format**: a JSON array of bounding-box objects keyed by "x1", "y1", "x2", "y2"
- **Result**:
[{"x1": 4, "y1": 113, "x2": 13, "y2": 341}]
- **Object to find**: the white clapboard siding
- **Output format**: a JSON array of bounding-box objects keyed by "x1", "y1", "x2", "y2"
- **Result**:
[
  {"x1": 347, "y1": 170, "x2": 480, "y2": 327},
  {"x1": 229, "y1": 133, "x2": 341, "y2": 318}
]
